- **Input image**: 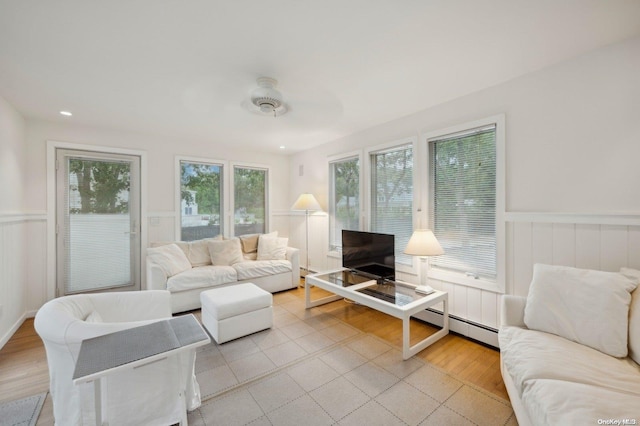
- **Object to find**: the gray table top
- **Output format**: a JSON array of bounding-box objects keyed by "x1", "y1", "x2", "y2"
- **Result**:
[{"x1": 73, "y1": 315, "x2": 208, "y2": 381}]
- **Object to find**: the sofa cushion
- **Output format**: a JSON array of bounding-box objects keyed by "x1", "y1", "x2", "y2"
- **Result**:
[
  {"x1": 524, "y1": 264, "x2": 638, "y2": 357},
  {"x1": 620, "y1": 267, "x2": 640, "y2": 365},
  {"x1": 208, "y1": 238, "x2": 244, "y2": 266},
  {"x1": 166, "y1": 265, "x2": 237, "y2": 292},
  {"x1": 234, "y1": 260, "x2": 292, "y2": 281},
  {"x1": 146, "y1": 244, "x2": 192, "y2": 277},
  {"x1": 500, "y1": 326, "x2": 640, "y2": 397},
  {"x1": 257, "y1": 236, "x2": 288, "y2": 261},
  {"x1": 521, "y1": 378, "x2": 640, "y2": 425}
]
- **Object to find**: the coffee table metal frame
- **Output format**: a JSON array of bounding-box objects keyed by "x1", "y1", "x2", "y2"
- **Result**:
[{"x1": 305, "y1": 268, "x2": 449, "y2": 359}]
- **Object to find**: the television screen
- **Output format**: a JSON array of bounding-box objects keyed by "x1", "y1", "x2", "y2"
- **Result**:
[{"x1": 342, "y1": 230, "x2": 395, "y2": 280}]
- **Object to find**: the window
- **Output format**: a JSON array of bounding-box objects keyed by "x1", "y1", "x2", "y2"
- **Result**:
[
  {"x1": 233, "y1": 166, "x2": 268, "y2": 236},
  {"x1": 179, "y1": 160, "x2": 223, "y2": 241},
  {"x1": 370, "y1": 143, "x2": 413, "y2": 266},
  {"x1": 428, "y1": 124, "x2": 497, "y2": 280},
  {"x1": 329, "y1": 155, "x2": 360, "y2": 250}
]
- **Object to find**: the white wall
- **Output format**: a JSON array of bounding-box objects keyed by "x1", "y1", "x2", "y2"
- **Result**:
[
  {"x1": 16, "y1": 119, "x2": 292, "y2": 328},
  {"x1": 25, "y1": 120, "x2": 292, "y2": 215},
  {"x1": 0, "y1": 94, "x2": 29, "y2": 346},
  {"x1": 289, "y1": 35, "x2": 640, "y2": 337}
]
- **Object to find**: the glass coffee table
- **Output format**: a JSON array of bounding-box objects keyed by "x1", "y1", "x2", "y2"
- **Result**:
[{"x1": 305, "y1": 268, "x2": 449, "y2": 359}]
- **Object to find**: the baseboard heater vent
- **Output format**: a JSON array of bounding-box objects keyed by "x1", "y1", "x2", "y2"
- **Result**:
[{"x1": 414, "y1": 308, "x2": 499, "y2": 349}]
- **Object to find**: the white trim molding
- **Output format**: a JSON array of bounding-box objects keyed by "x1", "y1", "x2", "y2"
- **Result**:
[
  {"x1": 0, "y1": 212, "x2": 47, "y2": 224},
  {"x1": 505, "y1": 212, "x2": 640, "y2": 226}
]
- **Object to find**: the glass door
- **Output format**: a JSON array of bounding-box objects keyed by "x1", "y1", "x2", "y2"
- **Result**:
[{"x1": 56, "y1": 149, "x2": 141, "y2": 295}]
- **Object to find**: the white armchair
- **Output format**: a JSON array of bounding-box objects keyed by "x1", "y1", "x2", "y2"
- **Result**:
[{"x1": 35, "y1": 290, "x2": 202, "y2": 426}]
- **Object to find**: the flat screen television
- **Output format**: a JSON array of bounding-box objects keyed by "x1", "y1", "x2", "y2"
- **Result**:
[{"x1": 342, "y1": 230, "x2": 395, "y2": 280}]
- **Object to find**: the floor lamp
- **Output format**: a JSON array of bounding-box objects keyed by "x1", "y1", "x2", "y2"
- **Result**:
[
  {"x1": 291, "y1": 193, "x2": 322, "y2": 278},
  {"x1": 404, "y1": 229, "x2": 444, "y2": 293}
]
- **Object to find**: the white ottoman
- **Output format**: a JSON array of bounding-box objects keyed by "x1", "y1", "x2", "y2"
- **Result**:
[{"x1": 200, "y1": 283, "x2": 273, "y2": 344}]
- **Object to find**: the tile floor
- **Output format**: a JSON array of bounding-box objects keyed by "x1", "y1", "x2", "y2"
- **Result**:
[{"x1": 189, "y1": 293, "x2": 516, "y2": 426}]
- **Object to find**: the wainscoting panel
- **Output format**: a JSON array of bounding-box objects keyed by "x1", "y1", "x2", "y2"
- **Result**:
[
  {"x1": 601, "y1": 225, "x2": 630, "y2": 272},
  {"x1": 26, "y1": 220, "x2": 47, "y2": 312},
  {"x1": 0, "y1": 216, "x2": 31, "y2": 348},
  {"x1": 629, "y1": 227, "x2": 640, "y2": 269},
  {"x1": 575, "y1": 224, "x2": 601, "y2": 270},
  {"x1": 509, "y1": 220, "x2": 640, "y2": 297},
  {"x1": 0, "y1": 220, "x2": 25, "y2": 325}
]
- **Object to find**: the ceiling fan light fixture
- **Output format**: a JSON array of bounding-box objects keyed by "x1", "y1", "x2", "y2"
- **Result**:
[{"x1": 250, "y1": 77, "x2": 287, "y2": 117}]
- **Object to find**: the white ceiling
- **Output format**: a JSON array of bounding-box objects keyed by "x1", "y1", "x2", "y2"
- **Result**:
[{"x1": 1, "y1": 1, "x2": 639, "y2": 154}]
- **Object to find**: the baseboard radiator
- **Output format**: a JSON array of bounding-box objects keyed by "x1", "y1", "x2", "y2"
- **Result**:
[{"x1": 414, "y1": 308, "x2": 499, "y2": 349}]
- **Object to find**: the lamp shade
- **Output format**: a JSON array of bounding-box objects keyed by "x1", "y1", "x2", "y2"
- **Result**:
[
  {"x1": 291, "y1": 193, "x2": 322, "y2": 211},
  {"x1": 404, "y1": 229, "x2": 444, "y2": 256}
]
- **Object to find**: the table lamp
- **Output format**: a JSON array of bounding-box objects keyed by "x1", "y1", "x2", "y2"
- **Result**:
[
  {"x1": 404, "y1": 229, "x2": 444, "y2": 293},
  {"x1": 291, "y1": 193, "x2": 322, "y2": 277}
]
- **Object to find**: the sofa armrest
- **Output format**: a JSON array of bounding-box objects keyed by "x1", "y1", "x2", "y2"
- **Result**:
[
  {"x1": 146, "y1": 261, "x2": 169, "y2": 291},
  {"x1": 286, "y1": 247, "x2": 300, "y2": 286},
  {"x1": 500, "y1": 295, "x2": 527, "y2": 328}
]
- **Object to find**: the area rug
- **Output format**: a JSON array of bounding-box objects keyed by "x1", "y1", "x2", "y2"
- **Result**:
[
  {"x1": 0, "y1": 392, "x2": 47, "y2": 426},
  {"x1": 190, "y1": 300, "x2": 516, "y2": 426}
]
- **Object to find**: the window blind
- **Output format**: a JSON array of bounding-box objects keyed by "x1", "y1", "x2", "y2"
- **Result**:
[
  {"x1": 428, "y1": 125, "x2": 496, "y2": 279},
  {"x1": 329, "y1": 156, "x2": 360, "y2": 250},
  {"x1": 370, "y1": 144, "x2": 413, "y2": 265},
  {"x1": 64, "y1": 157, "x2": 132, "y2": 293}
]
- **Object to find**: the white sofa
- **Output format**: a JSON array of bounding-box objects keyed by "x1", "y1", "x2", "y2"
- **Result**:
[
  {"x1": 499, "y1": 264, "x2": 640, "y2": 426},
  {"x1": 34, "y1": 290, "x2": 201, "y2": 426},
  {"x1": 146, "y1": 234, "x2": 299, "y2": 313}
]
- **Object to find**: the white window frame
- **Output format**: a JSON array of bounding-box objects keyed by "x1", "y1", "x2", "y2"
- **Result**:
[
  {"x1": 229, "y1": 161, "x2": 271, "y2": 237},
  {"x1": 175, "y1": 156, "x2": 229, "y2": 239},
  {"x1": 327, "y1": 150, "x2": 364, "y2": 253},
  {"x1": 364, "y1": 137, "x2": 417, "y2": 275},
  {"x1": 422, "y1": 114, "x2": 505, "y2": 293}
]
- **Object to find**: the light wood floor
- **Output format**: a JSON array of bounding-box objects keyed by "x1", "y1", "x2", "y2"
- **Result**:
[{"x1": 0, "y1": 286, "x2": 508, "y2": 425}]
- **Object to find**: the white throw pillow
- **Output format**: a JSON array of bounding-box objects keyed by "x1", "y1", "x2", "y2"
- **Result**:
[
  {"x1": 208, "y1": 238, "x2": 244, "y2": 266},
  {"x1": 185, "y1": 236, "x2": 223, "y2": 266},
  {"x1": 150, "y1": 236, "x2": 223, "y2": 266},
  {"x1": 146, "y1": 244, "x2": 192, "y2": 277},
  {"x1": 257, "y1": 235, "x2": 288, "y2": 260},
  {"x1": 620, "y1": 267, "x2": 640, "y2": 365},
  {"x1": 524, "y1": 264, "x2": 638, "y2": 358}
]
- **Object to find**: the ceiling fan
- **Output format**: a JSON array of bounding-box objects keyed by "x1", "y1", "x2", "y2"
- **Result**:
[{"x1": 248, "y1": 77, "x2": 287, "y2": 117}]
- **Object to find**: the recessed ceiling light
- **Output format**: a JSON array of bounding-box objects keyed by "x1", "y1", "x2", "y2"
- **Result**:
[
  {"x1": 60, "y1": 111, "x2": 72, "y2": 116},
  {"x1": 279, "y1": 145, "x2": 286, "y2": 149}
]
